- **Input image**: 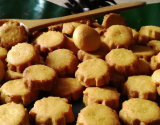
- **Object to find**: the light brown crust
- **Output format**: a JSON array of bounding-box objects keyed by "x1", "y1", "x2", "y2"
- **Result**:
[
  {"x1": 138, "y1": 25, "x2": 160, "y2": 45},
  {"x1": 105, "y1": 48, "x2": 139, "y2": 76},
  {"x1": 122, "y1": 75, "x2": 157, "y2": 101},
  {"x1": 51, "y1": 78, "x2": 85, "y2": 102},
  {"x1": 83, "y1": 86, "x2": 120, "y2": 110},
  {"x1": 45, "y1": 49, "x2": 79, "y2": 77},
  {"x1": 4, "y1": 69, "x2": 23, "y2": 81},
  {"x1": 102, "y1": 13, "x2": 127, "y2": 29},
  {"x1": 150, "y1": 52, "x2": 160, "y2": 71},
  {"x1": 147, "y1": 40, "x2": 160, "y2": 53},
  {"x1": 75, "y1": 58, "x2": 110, "y2": 87},
  {"x1": 0, "y1": 20, "x2": 28, "y2": 50},
  {"x1": 29, "y1": 97, "x2": 75, "y2": 124},
  {"x1": 103, "y1": 25, "x2": 133, "y2": 50},
  {"x1": 23, "y1": 64, "x2": 57, "y2": 91},
  {"x1": 76, "y1": 104, "x2": 120, "y2": 125}
]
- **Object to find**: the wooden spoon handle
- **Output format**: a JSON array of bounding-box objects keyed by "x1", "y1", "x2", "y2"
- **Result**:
[{"x1": 13, "y1": 1, "x2": 146, "y2": 33}]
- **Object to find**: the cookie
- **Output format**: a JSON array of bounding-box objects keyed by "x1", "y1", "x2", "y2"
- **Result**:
[
  {"x1": 0, "y1": 20, "x2": 28, "y2": 49},
  {"x1": 128, "y1": 44, "x2": 156, "y2": 61},
  {"x1": 102, "y1": 13, "x2": 127, "y2": 29},
  {"x1": 45, "y1": 49, "x2": 79, "y2": 77},
  {"x1": 103, "y1": 25, "x2": 133, "y2": 50},
  {"x1": 75, "y1": 58, "x2": 110, "y2": 87},
  {"x1": 83, "y1": 86, "x2": 120, "y2": 110},
  {"x1": 0, "y1": 102, "x2": 30, "y2": 125},
  {"x1": 0, "y1": 79, "x2": 39, "y2": 106},
  {"x1": 147, "y1": 40, "x2": 160, "y2": 53},
  {"x1": 73, "y1": 24, "x2": 101, "y2": 51},
  {"x1": 7, "y1": 43, "x2": 44, "y2": 73},
  {"x1": 151, "y1": 69, "x2": 160, "y2": 95},
  {"x1": 105, "y1": 48, "x2": 139, "y2": 76},
  {"x1": 150, "y1": 52, "x2": 160, "y2": 71},
  {"x1": 29, "y1": 97, "x2": 75, "y2": 125},
  {"x1": 76, "y1": 103, "x2": 120, "y2": 125},
  {"x1": 119, "y1": 98, "x2": 160, "y2": 125},
  {"x1": 138, "y1": 25, "x2": 160, "y2": 45},
  {"x1": 51, "y1": 78, "x2": 85, "y2": 102},
  {"x1": 0, "y1": 47, "x2": 7, "y2": 68},
  {"x1": 4, "y1": 69, "x2": 23, "y2": 81},
  {"x1": 34, "y1": 31, "x2": 65, "y2": 57},
  {"x1": 122, "y1": 75, "x2": 157, "y2": 101},
  {"x1": 23, "y1": 64, "x2": 57, "y2": 91}
]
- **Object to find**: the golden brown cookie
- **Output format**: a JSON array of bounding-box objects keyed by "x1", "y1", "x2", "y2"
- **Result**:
[
  {"x1": 147, "y1": 40, "x2": 160, "y2": 53},
  {"x1": 151, "y1": 69, "x2": 160, "y2": 95},
  {"x1": 77, "y1": 42, "x2": 109, "y2": 61},
  {"x1": 29, "y1": 97, "x2": 75, "y2": 125},
  {"x1": 138, "y1": 25, "x2": 160, "y2": 45},
  {"x1": 105, "y1": 48, "x2": 139, "y2": 76},
  {"x1": 73, "y1": 24, "x2": 101, "y2": 51},
  {"x1": 122, "y1": 75, "x2": 157, "y2": 101},
  {"x1": 75, "y1": 58, "x2": 110, "y2": 87},
  {"x1": 119, "y1": 98, "x2": 160, "y2": 125},
  {"x1": 4, "y1": 69, "x2": 23, "y2": 81},
  {"x1": 83, "y1": 86, "x2": 120, "y2": 110},
  {"x1": 23, "y1": 64, "x2": 57, "y2": 91},
  {"x1": 51, "y1": 78, "x2": 84, "y2": 102},
  {"x1": 102, "y1": 13, "x2": 127, "y2": 29},
  {"x1": 76, "y1": 103, "x2": 120, "y2": 125},
  {"x1": 0, "y1": 102, "x2": 30, "y2": 125},
  {"x1": 0, "y1": 79, "x2": 39, "y2": 106},
  {"x1": 129, "y1": 44, "x2": 156, "y2": 61},
  {"x1": 103, "y1": 25, "x2": 133, "y2": 50},
  {"x1": 7, "y1": 43, "x2": 44, "y2": 73},
  {"x1": 0, "y1": 47, "x2": 7, "y2": 68},
  {"x1": 34, "y1": 31, "x2": 65, "y2": 57},
  {"x1": 45, "y1": 49, "x2": 79, "y2": 77},
  {"x1": 150, "y1": 52, "x2": 160, "y2": 71},
  {"x1": 0, "y1": 20, "x2": 28, "y2": 49}
]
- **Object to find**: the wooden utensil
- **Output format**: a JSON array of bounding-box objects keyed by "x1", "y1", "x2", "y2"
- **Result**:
[{"x1": 0, "y1": 1, "x2": 146, "y2": 34}]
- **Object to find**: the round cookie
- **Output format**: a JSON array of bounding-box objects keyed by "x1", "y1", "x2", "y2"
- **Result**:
[
  {"x1": 76, "y1": 103, "x2": 120, "y2": 125},
  {"x1": 151, "y1": 69, "x2": 160, "y2": 95},
  {"x1": 103, "y1": 25, "x2": 133, "y2": 50},
  {"x1": 0, "y1": 102, "x2": 30, "y2": 125},
  {"x1": 147, "y1": 40, "x2": 160, "y2": 53},
  {"x1": 45, "y1": 49, "x2": 79, "y2": 77},
  {"x1": 128, "y1": 45, "x2": 156, "y2": 61},
  {"x1": 105, "y1": 48, "x2": 139, "y2": 76},
  {"x1": 29, "y1": 97, "x2": 75, "y2": 125},
  {"x1": 34, "y1": 31, "x2": 65, "y2": 57},
  {"x1": 75, "y1": 58, "x2": 110, "y2": 87},
  {"x1": 119, "y1": 98, "x2": 160, "y2": 125},
  {"x1": 122, "y1": 75, "x2": 157, "y2": 101},
  {"x1": 0, "y1": 20, "x2": 28, "y2": 49},
  {"x1": 51, "y1": 78, "x2": 85, "y2": 102},
  {"x1": 73, "y1": 24, "x2": 101, "y2": 51},
  {"x1": 138, "y1": 25, "x2": 160, "y2": 45},
  {"x1": 83, "y1": 86, "x2": 120, "y2": 110},
  {"x1": 150, "y1": 52, "x2": 160, "y2": 71},
  {"x1": 7, "y1": 43, "x2": 44, "y2": 73},
  {"x1": 23, "y1": 64, "x2": 57, "y2": 91},
  {"x1": 102, "y1": 13, "x2": 127, "y2": 29},
  {"x1": 0, "y1": 79, "x2": 39, "y2": 106}
]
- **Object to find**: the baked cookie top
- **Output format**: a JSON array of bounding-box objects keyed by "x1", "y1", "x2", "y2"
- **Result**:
[
  {"x1": 75, "y1": 58, "x2": 110, "y2": 87},
  {"x1": 119, "y1": 98, "x2": 160, "y2": 125},
  {"x1": 0, "y1": 47, "x2": 7, "y2": 58},
  {"x1": 122, "y1": 75, "x2": 157, "y2": 101},
  {"x1": 77, "y1": 103, "x2": 120, "y2": 125},
  {"x1": 0, "y1": 102, "x2": 30, "y2": 125},
  {"x1": 103, "y1": 25, "x2": 133, "y2": 50},
  {"x1": 0, "y1": 21, "x2": 28, "y2": 49},
  {"x1": 7, "y1": 43, "x2": 36, "y2": 66},
  {"x1": 73, "y1": 24, "x2": 101, "y2": 51},
  {"x1": 23, "y1": 64, "x2": 57, "y2": 81},
  {"x1": 30, "y1": 96, "x2": 75, "y2": 124},
  {"x1": 151, "y1": 69, "x2": 160, "y2": 85},
  {"x1": 45, "y1": 49, "x2": 79, "y2": 77},
  {"x1": 147, "y1": 40, "x2": 160, "y2": 53}
]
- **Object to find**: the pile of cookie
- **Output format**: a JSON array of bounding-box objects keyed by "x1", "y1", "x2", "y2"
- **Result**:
[{"x1": 0, "y1": 13, "x2": 160, "y2": 125}]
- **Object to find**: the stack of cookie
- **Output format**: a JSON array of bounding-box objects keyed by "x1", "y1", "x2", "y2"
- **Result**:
[{"x1": 0, "y1": 13, "x2": 160, "y2": 125}]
